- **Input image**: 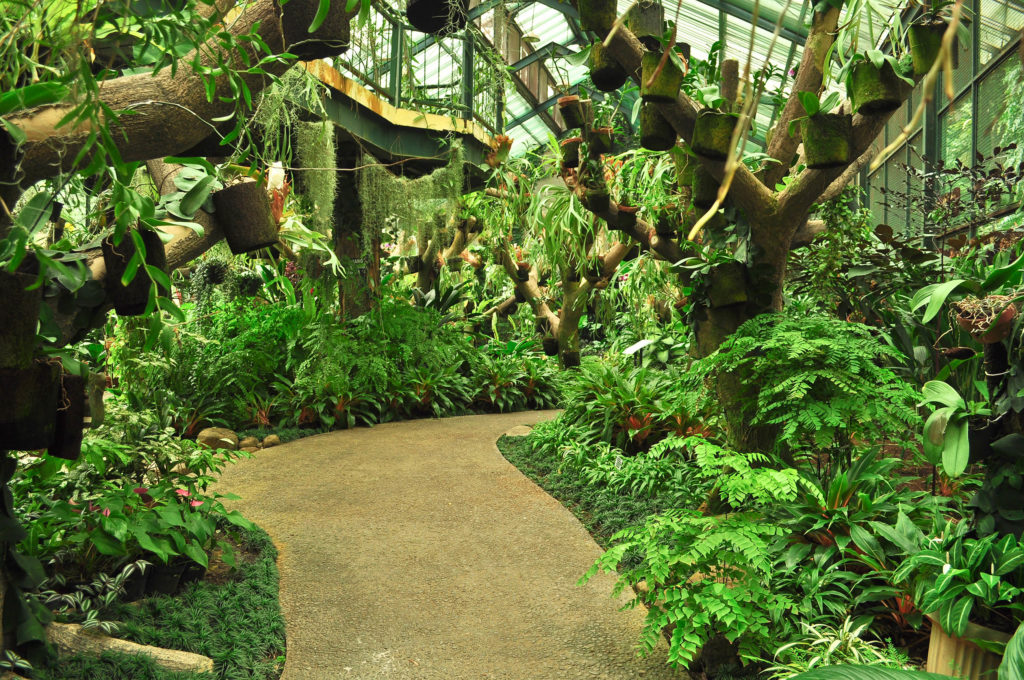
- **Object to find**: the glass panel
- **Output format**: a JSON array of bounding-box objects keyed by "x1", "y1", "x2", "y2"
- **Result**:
[
  {"x1": 977, "y1": 55, "x2": 1017, "y2": 161},
  {"x1": 979, "y1": 0, "x2": 1024, "y2": 66},
  {"x1": 940, "y1": 92, "x2": 973, "y2": 166}
]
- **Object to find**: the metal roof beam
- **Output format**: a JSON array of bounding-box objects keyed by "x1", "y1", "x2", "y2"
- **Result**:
[
  {"x1": 508, "y1": 41, "x2": 574, "y2": 71},
  {"x1": 694, "y1": 0, "x2": 807, "y2": 45}
]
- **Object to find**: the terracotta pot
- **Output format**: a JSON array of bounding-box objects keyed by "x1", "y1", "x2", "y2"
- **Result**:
[
  {"x1": 640, "y1": 102, "x2": 676, "y2": 151},
  {"x1": 557, "y1": 95, "x2": 587, "y2": 129},
  {"x1": 926, "y1": 614, "x2": 1009, "y2": 678},
  {"x1": 406, "y1": 0, "x2": 469, "y2": 35},
  {"x1": 801, "y1": 112, "x2": 852, "y2": 169},
  {"x1": 848, "y1": 59, "x2": 903, "y2": 115},
  {"x1": 956, "y1": 302, "x2": 1018, "y2": 344},
  {"x1": 641, "y1": 51, "x2": 682, "y2": 102},
  {"x1": 588, "y1": 41, "x2": 627, "y2": 92},
  {"x1": 560, "y1": 137, "x2": 582, "y2": 168},
  {"x1": 589, "y1": 127, "x2": 613, "y2": 155},
  {"x1": 909, "y1": 20, "x2": 947, "y2": 76},
  {"x1": 692, "y1": 110, "x2": 738, "y2": 160}
]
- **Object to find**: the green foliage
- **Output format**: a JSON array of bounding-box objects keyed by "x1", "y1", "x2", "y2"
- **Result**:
[
  {"x1": 687, "y1": 309, "x2": 921, "y2": 464},
  {"x1": 293, "y1": 121, "x2": 337, "y2": 235},
  {"x1": 764, "y1": 617, "x2": 913, "y2": 679}
]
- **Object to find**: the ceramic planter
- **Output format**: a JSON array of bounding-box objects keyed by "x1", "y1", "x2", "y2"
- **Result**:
[
  {"x1": 801, "y1": 113, "x2": 852, "y2": 169},
  {"x1": 577, "y1": 0, "x2": 616, "y2": 35},
  {"x1": 617, "y1": 205, "x2": 639, "y2": 228},
  {"x1": 405, "y1": 0, "x2": 469, "y2": 35},
  {"x1": 560, "y1": 137, "x2": 582, "y2": 169},
  {"x1": 557, "y1": 95, "x2": 587, "y2": 129},
  {"x1": 926, "y1": 614, "x2": 1009, "y2": 678},
  {"x1": 213, "y1": 179, "x2": 281, "y2": 255},
  {"x1": 909, "y1": 20, "x2": 947, "y2": 76},
  {"x1": 625, "y1": 1, "x2": 665, "y2": 50},
  {"x1": 588, "y1": 41, "x2": 627, "y2": 92},
  {"x1": 640, "y1": 102, "x2": 676, "y2": 151},
  {"x1": 589, "y1": 127, "x2": 613, "y2": 155},
  {"x1": 0, "y1": 361, "x2": 59, "y2": 451},
  {"x1": 692, "y1": 110, "x2": 738, "y2": 160},
  {"x1": 641, "y1": 51, "x2": 683, "y2": 102},
  {"x1": 48, "y1": 373, "x2": 85, "y2": 461},
  {"x1": 102, "y1": 229, "x2": 167, "y2": 316},
  {"x1": 691, "y1": 165, "x2": 720, "y2": 209},
  {"x1": 848, "y1": 60, "x2": 903, "y2": 115},
  {"x1": 0, "y1": 271, "x2": 41, "y2": 370}
]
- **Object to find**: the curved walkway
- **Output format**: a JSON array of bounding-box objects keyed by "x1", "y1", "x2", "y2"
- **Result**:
[{"x1": 212, "y1": 412, "x2": 684, "y2": 679}]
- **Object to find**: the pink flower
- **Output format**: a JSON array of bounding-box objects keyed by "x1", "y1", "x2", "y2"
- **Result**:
[
  {"x1": 190, "y1": 500, "x2": 204, "y2": 507},
  {"x1": 102, "y1": 508, "x2": 111, "y2": 517},
  {"x1": 175, "y1": 489, "x2": 190, "y2": 497},
  {"x1": 133, "y1": 487, "x2": 149, "y2": 495}
]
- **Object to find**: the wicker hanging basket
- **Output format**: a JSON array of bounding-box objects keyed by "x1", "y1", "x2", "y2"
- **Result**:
[{"x1": 213, "y1": 179, "x2": 280, "y2": 255}]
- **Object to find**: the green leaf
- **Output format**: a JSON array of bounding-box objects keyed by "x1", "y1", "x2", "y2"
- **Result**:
[
  {"x1": 922, "y1": 406, "x2": 953, "y2": 465},
  {"x1": 178, "y1": 175, "x2": 215, "y2": 217},
  {"x1": 0, "y1": 82, "x2": 69, "y2": 117},
  {"x1": 1001, "y1": 621, "x2": 1024, "y2": 680},
  {"x1": 309, "y1": 0, "x2": 330, "y2": 32},
  {"x1": 89, "y1": 529, "x2": 126, "y2": 556},
  {"x1": 922, "y1": 279, "x2": 966, "y2": 322},
  {"x1": 944, "y1": 596, "x2": 974, "y2": 637},
  {"x1": 181, "y1": 541, "x2": 209, "y2": 568},
  {"x1": 942, "y1": 418, "x2": 970, "y2": 478},
  {"x1": 797, "y1": 91, "x2": 820, "y2": 116},
  {"x1": 982, "y1": 252, "x2": 1024, "y2": 292},
  {"x1": 921, "y1": 381, "x2": 966, "y2": 410},
  {"x1": 790, "y1": 665, "x2": 951, "y2": 679},
  {"x1": 565, "y1": 44, "x2": 593, "y2": 67}
]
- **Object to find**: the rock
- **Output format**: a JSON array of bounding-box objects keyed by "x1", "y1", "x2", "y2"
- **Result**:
[
  {"x1": 170, "y1": 463, "x2": 190, "y2": 476},
  {"x1": 262, "y1": 434, "x2": 281, "y2": 448},
  {"x1": 240, "y1": 446, "x2": 260, "y2": 453},
  {"x1": 196, "y1": 427, "x2": 238, "y2": 451},
  {"x1": 239, "y1": 436, "x2": 261, "y2": 449}
]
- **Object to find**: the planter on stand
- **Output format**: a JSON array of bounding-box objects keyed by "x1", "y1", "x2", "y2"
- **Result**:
[
  {"x1": 926, "y1": 614, "x2": 1009, "y2": 679},
  {"x1": 406, "y1": 0, "x2": 469, "y2": 36},
  {"x1": 641, "y1": 51, "x2": 683, "y2": 102},
  {"x1": 588, "y1": 41, "x2": 628, "y2": 92},
  {"x1": 953, "y1": 296, "x2": 1019, "y2": 344},
  {"x1": 691, "y1": 110, "x2": 738, "y2": 160},
  {"x1": 848, "y1": 60, "x2": 904, "y2": 115},
  {"x1": 542, "y1": 337, "x2": 559, "y2": 357},
  {"x1": 801, "y1": 113, "x2": 852, "y2": 169},
  {"x1": 561, "y1": 350, "x2": 581, "y2": 368},
  {"x1": 640, "y1": 102, "x2": 676, "y2": 151},
  {"x1": 583, "y1": 186, "x2": 611, "y2": 212}
]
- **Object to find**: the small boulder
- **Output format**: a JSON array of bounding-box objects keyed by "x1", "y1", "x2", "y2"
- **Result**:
[
  {"x1": 262, "y1": 434, "x2": 281, "y2": 448},
  {"x1": 197, "y1": 427, "x2": 239, "y2": 451},
  {"x1": 238, "y1": 436, "x2": 261, "y2": 449},
  {"x1": 240, "y1": 446, "x2": 260, "y2": 454}
]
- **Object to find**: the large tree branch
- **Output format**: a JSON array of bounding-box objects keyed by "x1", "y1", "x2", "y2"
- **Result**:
[
  {"x1": 497, "y1": 245, "x2": 560, "y2": 331},
  {"x1": 763, "y1": 8, "x2": 842, "y2": 187}
]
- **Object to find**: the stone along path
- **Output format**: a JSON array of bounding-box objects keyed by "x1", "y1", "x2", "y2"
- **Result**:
[{"x1": 212, "y1": 411, "x2": 684, "y2": 679}]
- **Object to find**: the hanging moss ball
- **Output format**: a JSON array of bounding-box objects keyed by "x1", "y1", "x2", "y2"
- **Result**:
[
  {"x1": 801, "y1": 112, "x2": 852, "y2": 169},
  {"x1": 848, "y1": 60, "x2": 903, "y2": 115},
  {"x1": 691, "y1": 110, "x2": 738, "y2": 160},
  {"x1": 640, "y1": 102, "x2": 676, "y2": 151},
  {"x1": 589, "y1": 41, "x2": 628, "y2": 92},
  {"x1": 641, "y1": 51, "x2": 683, "y2": 102}
]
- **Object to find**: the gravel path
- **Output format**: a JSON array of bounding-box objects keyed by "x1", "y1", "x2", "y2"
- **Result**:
[{"x1": 212, "y1": 411, "x2": 685, "y2": 679}]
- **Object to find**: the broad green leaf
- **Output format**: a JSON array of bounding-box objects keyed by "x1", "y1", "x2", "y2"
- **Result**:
[
  {"x1": 921, "y1": 381, "x2": 966, "y2": 409},
  {"x1": 797, "y1": 91, "x2": 820, "y2": 116},
  {"x1": 922, "y1": 406, "x2": 952, "y2": 464},
  {"x1": 942, "y1": 418, "x2": 970, "y2": 478},
  {"x1": 922, "y1": 279, "x2": 966, "y2": 322},
  {"x1": 790, "y1": 665, "x2": 950, "y2": 679},
  {"x1": 181, "y1": 541, "x2": 209, "y2": 569},
  {"x1": 1001, "y1": 621, "x2": 1024, "y2": 680},
  {"x1": 943, "y1": 596, "x2": 974, "y2": 637},
  {"x1": 89, "y1": 529, "x2": 125, "y2": 556},
  {"x1": 0, "y1": 82, "x2": 69, "y2": 116},
  {"x1": 565, "y1": 45, "x2": 592, "y2": 67},
  {"x1": 309, "y1": 0, "x2": 330, "y2": 32},
  {"x1": 178, "y1": 175, "x2": 215, "y2": 217},
  {"x1": 982, "y1": 252, "x2": 1024, "y2": 292}
]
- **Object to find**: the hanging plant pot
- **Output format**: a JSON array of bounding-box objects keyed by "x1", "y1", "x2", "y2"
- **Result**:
[
  {"x1": 640, "y1": 102, "x2": 676, "y2": 151},
  {"x1": 705, "y1": 261, "x2": 748, "y2": 309},
  {"x1": 655, "y1": 211, "x2": 677, "y2": 237},
  {"x1": 560, "y1": 137, "x2": 582, "y2": 169},
  {"x1": 406, "y1": 0, "x2": 469, "y2": 36},
  {"x1": 282, "y1": 0, "x2": 358, "y2": 58},
  {"x1": 625, "y1": 1, "x2": 665, "y2": 51},
  {"x1": 800, "y1": 112, "x2": 852, "y2": 169},
  {"x1": 542, "y1": 337, "x2": 559, "y2": 357},
  {"x1": 561, "y1": 350, "x2": 581, "y2": 368},
  {"x1": 0, "y1": 271, "x2": 41, "y2": 370},
  {"x1": 516, "y1": 262, "x2": 531, "y2": 282},
  {"x1": 691, "y1": 110, "x2": 738, "y2": 160},
  {"x1": 557, "y1": 95, "x2": 587, "y2": 129},
  {"x1": 848, "y1": 60, "x2": 903, "y2": 115},
  {"x1": 925, "y1": 614, "x2": 1009, "y2": 678},
  {"x1": 589, "y1": 41, "x2": 628, "y2": 92},
  {"x1": 102, "y1": 228, "x2": 167, "y2": 316},
  {"x1": 577, "y1": 0, "x2": 616, "y2": 35},
  {"x1": 953, "y1": 296, "x2": 1019, "y2": 344},
  {"x1": 48, "y1": 373, "x2": 85, "y2": 461},
  {"x1": 692, "y1": 165, "x2": 720, "y2": 209},
  {"x1": 406, "y1": 255, "x2": 422, "y2": 274},
  {"x1": 617, "y1": 205, "x2": 639, "y2": 229},
  {"x1": 0, "y1": 361, "x2": 59, "y2": 451},
  {"x1": 589, "y1": 127, "x2": 613, "y2": 155},
  {"x1": 212, "y1": 179, "x2": 280, "y2": 255},
  {"x1": 583, "y1": 186, "x2": 610, "y2": 212},
  {"x1": 909, "y1": 20, "x2": 948, "y2": 76},
  {"x1": 641, "y1": 51, "x2": 682, "y2": 102}
]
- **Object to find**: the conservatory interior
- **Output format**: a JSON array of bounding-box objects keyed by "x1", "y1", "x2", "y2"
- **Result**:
[{"x1": 2, "y1": 0, "x2": 1024, "y2": 678}]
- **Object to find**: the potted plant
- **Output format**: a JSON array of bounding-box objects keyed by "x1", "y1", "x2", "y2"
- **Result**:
[
  {"x1": 587, "y1": 41, "x2": 628, "y2": 92},
  {"x1": 641, "y1": 49, "x2": 683, "y2": 102},
  {"x1": 48, "y1": 371, "x2": 85, "y2": 461},
  {"x1": 640, "y1": 102, "x2": 676, "y2": 151},
  {"x1": 577, "y1": 0, "x2": 616, "y2": 35},
  {"x1": 212, "y1": 178, "x2": 281, "y2": 254},
  {"x1": 588, "y1": 125, "x2": 613, "y2": 156},
  {"x1": 580, "y1": 157, "x2": 610, "y2": 210},
  {"x1": 905, "y1": 0, "x2": 961, "y2": 76},
  {"x1": 692, "y1": 109, "x2": 738, "y2": 161},
  {"x1": 625, "y1": 0, "x2": 664, "y2": 51},
  {"x1": 841, "y1": 50, "x2": 913, "y2": 116},
  {"x1": 617, "y1": 203, "x2": 640, "y2": 229},
  {"x1": 556, "y1": 94, "x2": 588, "y2": 129},
  {"x1": 0, "y1": 359, "x2": 59, "y2": 450},
  {"x1": 789, "y1": 91, "x2": 852, "y2": 169},
  {"x1": 691, "y1": 164, "x2": 720, "y2": 209},
  {"x1": 560, "y1": 136, "x2": 582, "y2": 169},
  {"x1": 405, "y1": 0, "x2": 469, "y2": 36},
  {"x1": 951, "y1": 295, "x2": 1019, "y2": 344}
]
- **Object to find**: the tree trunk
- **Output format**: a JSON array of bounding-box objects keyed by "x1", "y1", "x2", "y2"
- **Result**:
[{"x1": 334, "y1": 144, "x2": 372, "y2": 319}]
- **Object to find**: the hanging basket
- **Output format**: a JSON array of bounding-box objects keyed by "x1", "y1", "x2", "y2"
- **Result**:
[
  {"x1": 617, "y1": 205, "x2": 639, "y2": 229},
  {"x1": 212, "y1": 179, "x2": 280, "y2": 255},
  {"x1": 625, "y1": 1, "x2": 665, "y2": 51},
  {"x1": 282, "y1": 0, "x2": 358, "y2": 59},
  {"x1": 640, "y1": 102, "x2": 676, "y2": 151},
  {"x1": 560, "y1": 137, "x2": 582, "y2": 169},
  {"x1": 49, "y1": 373, "x2": 85, "y2": 461},
  {"x1": 848, "y1": 60, "x2": 903, "y2": 115},
  {"x1": 406, "y1": 0, "x2": 469, "y2": 36},
  {"x1": 0, "y1": 271, "x2": 41, "y2": 371},
  {"x1": 953, "y1": 296, "x2": 1019, "y2": 344},
  {"x1": 589, "y1": 127, "x2": 613, "y2": 155},
  {"x1": 516, "y1": 263, "x2": 531, "y2": 282},
  {"x1": 102, "y1": 229, "x2": 167, "y2": 316},
  {"x1": 705, "y1": 261, "x2": 748, "y2": 308},
  {"x1": 801, "y1": 113, "x2": 852, "y2": 169},
  {"x1": 691, "y1": 110, "x2": 738, "y2": 160},
  {"x1": 641, "y1": 51, "x2": 683, "y2": 102},
  {"x1": 542, "y1": 337, "x2": 559, "y2": 357},
  {"x1": 557, "y1": 95, "x2": 587, "y2": 129},
  {"x1": 692, "y1": 165, "x2": 720, "y2": 209},
  {"x1": 655, "y1": 211, "x2": 677, "y2": 237},
  {"x1": 909, "y1": 20, "x2": 947, "y2": 77},
  {"x1": 0, "y1": 361, "x2": 59, "y2": 451},
  {"x1": 583, "y1": 187, "x2": 610, "y2": 212},
  {"x1": 577, "y1": 0, "x2": 616, "y2": 36},
  {"x1": 588, "y1": 41, "x2": 628, "y2": 92}
]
